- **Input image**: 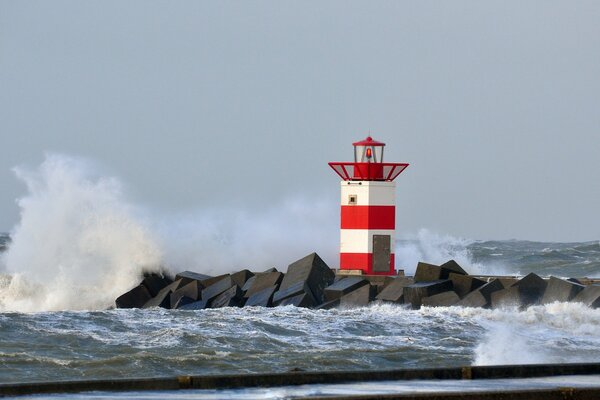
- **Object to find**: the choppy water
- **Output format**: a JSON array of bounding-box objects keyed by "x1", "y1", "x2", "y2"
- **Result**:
[{"x1": 1, "y1": 234, "x2": 600, "y2": 385}]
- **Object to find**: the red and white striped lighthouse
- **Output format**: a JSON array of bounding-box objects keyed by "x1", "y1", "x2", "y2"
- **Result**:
[{"x1": 329, "y1": 137, "x2": 409, "y2": 275}]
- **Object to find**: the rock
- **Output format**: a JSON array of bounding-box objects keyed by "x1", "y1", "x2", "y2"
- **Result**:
[
  {"x1": 541, "y1": 276, "x2": 586, "y2": 304},
  {"x1": 143, "y1": 279, "x2": 184, "y2": 309},
  {"x1": 339, "y1": 284, "x2": 374, "y2": 307},
  {"x1": 141, "y1": 273, "x2": 173, "y2": 297},
  {"x1": 414, "y1": 260, "x2": 467, "y2": 283},
  {"x1": 440, "y1": 260, "x2": 468, "y2": 276},
  {"x1": 422, "y1": 291, "x2": 460, "y2": 307},
  {"x1": 202, "y1": 275, "x2": 234, "y2": 303},
  {"x1": 455, "y1": 290, "x2": 488, "y2": 308},
  {"x1": 324, "y1": 277, "x2": 369, "y2": 301},
  {"x1": 115, "y1": 285, "x2": 152, "y2": 308},
  {"x1": 375, "y1": 277, "x2": 414, "y2": 303},
  {"x1": 316, "y1": 298, "x2": 340, "y2": 310},
  {"x1": 245, "y1": 286, "x2": 278, "y2": 307},
  {"x1": 572, "y1": 284, "x2": 600, "y2": 308},
  {"x1": 175, "y1": 271, "x2": 212, "y2": 286},
  {"x1": 403, "y1": 280, "x2": 453, "y2": 309},
  {"x1": 448, "y1": 273, "x2": 486, "y2": 298},
  {"x1": 178, "y1": 300, "x2": 208, "y2": 310},
  {"x1": 490, "y1": 286, "x2": 521, "y2": 308},
  {"x1": 170, "y1": 280, "x2": 202, "y2": 308},
  {"x1": 279, "y1": 252, "x2": 335, "y2": 303},
  {"x1": 244, "y1": 272, "x2": 284, "y2": 298},
  {"x1": 278, "y1": 292, "x2": 316, "y2": 308},
  {"x1": 210, "y1": 285, "x2": 243, "y2": 308},
  {"x1": 231, "y1": 269, "x2": 254, "y2": 288},
  {"x1": 513, "y1": 273, "x2": 547, "y2": 306},
  {"x1": 273, "y1": 281, "x2": 311, "y2": 305},
  {"x1": 172, "y1": 296, "x2": 195, "y2": 309}
]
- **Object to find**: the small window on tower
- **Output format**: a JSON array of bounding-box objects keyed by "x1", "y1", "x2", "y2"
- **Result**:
[{"x1": 348, "y1": 195, "x2": 357, "y2": 205}]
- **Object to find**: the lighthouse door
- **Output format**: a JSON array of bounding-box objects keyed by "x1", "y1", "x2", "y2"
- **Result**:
[{"x1": 372, "y1": 235, "x2": 391, "y2": 273}]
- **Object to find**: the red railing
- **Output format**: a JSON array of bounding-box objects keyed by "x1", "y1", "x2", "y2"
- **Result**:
[{"x1": 328, "y1": 162, "x2": 409, "y2": 181}]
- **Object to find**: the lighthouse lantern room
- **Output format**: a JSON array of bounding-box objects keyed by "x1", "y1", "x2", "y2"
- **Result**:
[{"x1": 329, "y1": 137, "x2": 409, "y2": 275}]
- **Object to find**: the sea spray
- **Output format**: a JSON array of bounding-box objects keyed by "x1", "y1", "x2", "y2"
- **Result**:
[{"x1": 0, "y1": 154, "x2": 163, "y2": 312}]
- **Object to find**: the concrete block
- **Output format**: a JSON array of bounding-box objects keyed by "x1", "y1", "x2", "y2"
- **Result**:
[
  {"x1": 316, "y1": 298, "x2": 340, "y2": 310},
  {"x1": 201, "y1": 275, "x2": 234, "y2": 303},
  {"x1": 242, "y1": 276, "x2": 256, "y2": 292},
  {"x1": 404, "y1": 280, "x2": 453, "y2": 309},
  {"x1": 449, "y1": 273, "x2": 486, "y2": 298},
  {"x1": 456, "y1": 290, "x2": 488, "y2": 308},
  {"x1": 210, "y1": 285, "x2": 243, "y2": 308},
  {"x1": 499, "y1": 277, "x2": 519, "y2": 288},
  {"x1": 572, "y1": 284, "x2": 600, "y2": 308},
  {"x1": 244, "y1": 272, "x2": 284, "y2": 298},
  {"x1": 513, "y1": 272, "x2": 547, "y2": 306},
  {"x1": 541, "y1": 276, "x2": 586, "y2": 304},
  {"x1": 440, "y1": 260, "x2": 468, "y2": 276},
  {"x1": 200, "y1": 274, "x2": 232, "y2": 288},
  {"x1": 141, "y1": 273, "x2": 173, "y2": 297},
  {"x1": 170, "y1": 280, "x2": 202, "y2": 308},
  {"x1": 231, "y1": 269, "x2": 254, "y2": 288},
  {"x1": 414, "y1": 262, "x2": 443, "y2": 282},
  {"x1": 375, "y1": 277, "x2": 414, "y2": 303},
  {"x1": 280, "y1": 252, "x2": 335, "y2": 303},
  {"x1": 422, "y1": 291, "x2": 460, "y2": 307},
  {"x1": 273, "y1": 281, "x2": 310, "y2": 305},
  {"x1": 178, "y1": 300, "x2": 208, "y2": 310},
  {"x1": 173, "y1": 296, "x2": 195, "y2": 309},
  {"x1": 175, "y1": 271, "x2": 212, "y2": 286},
  {"x1": 245, "y1": 286, "x2": 278, "y2": 307},
  {"x1": 324, "y1": 277, "x2": 369, "y2": 301},
  {"x1": 477, "y1": 279, "x2": 505, "y2": 303},
  {"x1": 490, "y1": 286, "x2": 521, "y2": 308},
  {"x1": 340, "y1": 284, "x2": 374, "y2": 307},
  {"x1": 278, "y1": 292, "x2": 315, "y2": 308},
  {"x1": 142, "y1": 279, "x2": 183, "y2": 309},
  {"x1": 115, "y1": 285, "x2": 152, "y2": 308}
]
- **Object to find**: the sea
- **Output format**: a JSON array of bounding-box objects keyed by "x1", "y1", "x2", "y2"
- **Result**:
[{"x1": 1, "y1": 231, "x2": 600, "y2": 388}]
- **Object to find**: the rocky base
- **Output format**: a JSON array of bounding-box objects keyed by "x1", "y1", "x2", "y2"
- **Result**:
[{"x1": 115, "y1": 253, "x2": 600, "y2": 310}]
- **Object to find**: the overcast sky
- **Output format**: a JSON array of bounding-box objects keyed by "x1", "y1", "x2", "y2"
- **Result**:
[{"x1": 0, "y1": 1, "x2": 599, "y2": 242}]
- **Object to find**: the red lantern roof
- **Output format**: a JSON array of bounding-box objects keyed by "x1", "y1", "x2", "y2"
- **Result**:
[{"x1": 352, "y1": 136, "x2": 385, "y2": 147}]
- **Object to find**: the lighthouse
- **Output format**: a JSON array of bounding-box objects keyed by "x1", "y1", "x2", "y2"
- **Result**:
[{"x1": 328, "y1": 137, "x2": 409, "y2": 275}]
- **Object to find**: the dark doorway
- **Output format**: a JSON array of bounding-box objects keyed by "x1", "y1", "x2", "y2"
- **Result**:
[{"x1": 372, "y1": 234, "x2": 391, "y2": 272}]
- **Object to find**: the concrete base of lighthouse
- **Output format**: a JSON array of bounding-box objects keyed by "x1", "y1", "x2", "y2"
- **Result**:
[{"x1": 339, "y1": 181, "x2": 396, "y2": 275}]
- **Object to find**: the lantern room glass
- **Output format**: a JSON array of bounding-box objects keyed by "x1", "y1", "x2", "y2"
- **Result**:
[{"x1": 354, "y1": 145, "x2": 384, "y2": 163}]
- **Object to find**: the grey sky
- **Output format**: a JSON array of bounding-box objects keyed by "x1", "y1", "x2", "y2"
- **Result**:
[{"x1": 1, "y1": 1, "x2": 599, "y2": 242}]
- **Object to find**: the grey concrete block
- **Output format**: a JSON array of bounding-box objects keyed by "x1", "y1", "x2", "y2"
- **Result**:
[
  {"x1": 440, "y1": 260, "x2": 468, "y2": 276},
  {"x1": 375, "y1": 277, "x2": 414, "y2": 303},
  {"x1": 456, "y1": 290, "x2": 488, "y2": 308},
  {"x1": 231, "y1": 269, "x2": 254, "y2": 288},
  {"x1": 115, "y1": 285, "x2": 152, "y2": 308},
  {"x1": 201, "y1": 275, "x2": 234, "y2": 302},
  {"x1": 141, "y1": 273, "x2": 173, "y2": 297},
  {"x1": 244, "y1": 272, "x2": 284, "y2": 298},
  {"x1": 173, "y1": 296, "x2": 195, "y2": 309},
  {"x1": 449, "y1": 273, "x2": 486, "y2": 298},
  {"x1": 200, "y1": 274, "x2": 232, "y2": 288},
  {"x1": 210, "y1": 285, "x2": 243, "y2": 308},
  {"x1": 178, "y1": 300, "x2": 208, "y2": 310},
  {"x1": 572, "y1": 284, "x2": 600, "y2": 308},
  {"x1": 242, "y1": 276, "x2": 256, "y2": 292},
  {"x1": 477, "y1": 279, "x2": 505, "y2": 303},
  {"x1": 316, "y1": 298, "x2": 340, "y2": 310},
  {"x1": 324, "y1": 277, "x2": 369, "y2": 301},
  {"x1": 340, "y1": 284, "x2": 374, "y2": 307},
  {"x1": 280, "y1": 252, "x2": 334, "y2": 303},
  {"x1": 273, "y1": 281, "x2": 310, "y2": 305},
  {"x1": 142, "y1": 279, "x2": 183, "y2": 309},
  {"x1": 404, "y1": 280, "x2": 453, "y2": 309},
  {"x1": 490, "y1": 286, "x2": 521, "y2": 308},
  {"x1": 499, "y1": 277, "x2": 519, "y2": 288},
  {"x1": 278, "y1": 292, "x2": 315, "y2": 308},
  {"x1": 414, "y1": 262, "x2": 443, "y2": 282},
  {"x1": 422, "y1": 291, "x2": 460, "y2": 307},
  {"x1": 175, "y1": 271, "x2": 212, "y2": 286},
  {"x1": 170, "y1": 280, "x2": 201, "y2": 308},
  {"x1": 513, "y1": 273, "x2": 547, "y2": 306},
  {"x1": 245, "y1": 285, "x2": 278, "y2": 307},
  {"x1": 541, "y1": 276, "x2": 586, "y2": 304}
]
